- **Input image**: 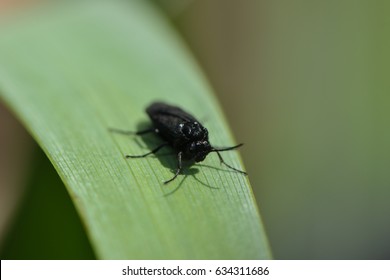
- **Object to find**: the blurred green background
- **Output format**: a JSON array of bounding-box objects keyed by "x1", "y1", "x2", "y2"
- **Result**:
[
  {"x1": 1, "y1": 0, "x2": 389, "y2": 259},
  {"x1": 164, "y1": 0, "x2": 390, "y2": 259}
]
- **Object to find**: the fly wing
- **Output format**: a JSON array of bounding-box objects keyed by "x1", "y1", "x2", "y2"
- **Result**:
[
  {"x1": 146, "y1": 102, "x2": 199, "y2": 143},
  {"x1": 147, "y1": 102, "x2": 197, "y2": 122}
]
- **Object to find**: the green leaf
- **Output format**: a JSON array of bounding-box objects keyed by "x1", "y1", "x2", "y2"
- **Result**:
[{"x1": 0, "y1": 0, "x2": 270, "y2": 259}]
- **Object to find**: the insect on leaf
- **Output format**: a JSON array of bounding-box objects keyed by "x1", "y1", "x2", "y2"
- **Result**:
[{"x1": 0, "y1": 1, "x2": 271, "y2": 259}]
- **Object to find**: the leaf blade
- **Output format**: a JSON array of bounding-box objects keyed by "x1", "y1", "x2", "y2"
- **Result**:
[{"x1": 0, "y1": 1, "x2": 271, "y2": 259}]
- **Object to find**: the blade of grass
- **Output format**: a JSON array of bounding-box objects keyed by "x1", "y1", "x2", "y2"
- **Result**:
[{"x1": 0, "y1": 0, "x2": 271, "y2": 259}]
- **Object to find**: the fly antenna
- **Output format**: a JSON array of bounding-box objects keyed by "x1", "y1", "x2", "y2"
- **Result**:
[{"x1": 211, "y1": 143, "x2": 244, "y2": 152}]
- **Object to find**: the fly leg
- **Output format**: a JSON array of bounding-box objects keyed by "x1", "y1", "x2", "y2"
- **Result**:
[
  {"x1": 210, "y1": 143, "x2": 247, "y2": 175},
  {"x1": 125, "y1": 142, "x2": 168, "y2": 158},
  {"x1": 164, "y1": 151, "x2": 182, "y2": 184},
  {"x1": 214, "y1": 150, "x2": 247, "y2": 175},
  {"x1": 109, "y1": 127, "x2": 157, "y2": 135}
]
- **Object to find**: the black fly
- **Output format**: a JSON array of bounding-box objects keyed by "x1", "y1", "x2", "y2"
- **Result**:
[{"x1": 110, "y1": 102, "x2": 247, "y2": 184}]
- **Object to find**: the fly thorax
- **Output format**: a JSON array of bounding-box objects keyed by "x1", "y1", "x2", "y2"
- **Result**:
[{"x1": 180, "y1": 122, "x2": 208, "y2": 141}]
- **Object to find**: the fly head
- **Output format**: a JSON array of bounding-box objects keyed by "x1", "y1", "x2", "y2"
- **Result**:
[{"x1": 186, "y1": 140, "x2": 212, "y2": 162}]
